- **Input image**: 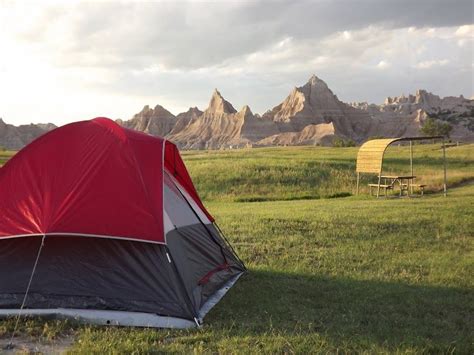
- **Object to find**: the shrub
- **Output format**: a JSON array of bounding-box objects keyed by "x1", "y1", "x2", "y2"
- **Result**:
[
  {"x1": 421, "y1": 118, "x2": 453, "y2": 138},
  {"x1": 332, "y1": 137, "x2": 356, "y2": 147}
]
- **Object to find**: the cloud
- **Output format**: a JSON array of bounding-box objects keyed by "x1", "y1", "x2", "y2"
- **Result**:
[
  {"x1": 415, "y1": 59, "x2": 450, "y2": 69},
  {"x1": 376, "y1": 60, "x2": 391, "y2": 69},
  {"x1": 4, "y1": 0, "x2": 473, "y2": 71},
  {"x1": 95, "y1": 24, "x2": 472, "y2": 110},
  {"x1": 455, "y1": 24, "x2": 474, "y2": 36},
  {"x1": 0, "y1": 0, "x2": 473, "y2": 125}
]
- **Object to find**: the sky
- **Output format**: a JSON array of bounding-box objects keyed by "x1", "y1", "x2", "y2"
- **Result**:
[{"x1": 1, "y1": 0, "x2": 473, "y2": 126}]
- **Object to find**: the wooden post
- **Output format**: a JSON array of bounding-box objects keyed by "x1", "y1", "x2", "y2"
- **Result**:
[
  {"x1": 442, "y1": 137, "x2": 447, "y2": 197},
  {"x1": 409, "y1": 140, "x2": 413, "y2": 195},
  {"x1": 356, "y1": 172, "x2": 360, "y2": 195},
  {"x1": 376, "y1": 174, "x2": 382, "y2": 198}
]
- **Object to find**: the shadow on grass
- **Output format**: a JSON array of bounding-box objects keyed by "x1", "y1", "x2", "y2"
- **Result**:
[{"x1": 207, "y1": 270, "x2": 473, "y2": 351}]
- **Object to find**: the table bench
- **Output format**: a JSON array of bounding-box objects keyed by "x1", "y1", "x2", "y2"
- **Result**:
[
  {"x1": 401, "y1": 183, "x2": 427, "y2": 196},
  {"x1": 368, "y1": 183, "x2": 393, "y2": 197},
  {"x1": 381, "y1": 175, "x2": 416, "y2": 197}
]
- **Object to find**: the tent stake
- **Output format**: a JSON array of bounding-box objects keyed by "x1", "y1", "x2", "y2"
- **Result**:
[
  {"x1": 6, "y1": 235, "x2": 46, "y2": 350},
  {"x1": 193, "y1": 317, "x2": 201, "y2": 328}
]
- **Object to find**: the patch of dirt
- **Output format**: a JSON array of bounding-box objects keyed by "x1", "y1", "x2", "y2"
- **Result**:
[{"x1": 0, "y1": 334, "x2": 75, "y2": 354}]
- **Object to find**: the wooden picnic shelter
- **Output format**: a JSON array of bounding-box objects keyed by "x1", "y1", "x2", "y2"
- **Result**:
[{"x1": 356, "y1": 136, "x2": 447, "y2": 197}]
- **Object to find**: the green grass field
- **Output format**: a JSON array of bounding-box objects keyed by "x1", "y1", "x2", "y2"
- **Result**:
[
  {"x1": 0, "y1": 151, "x2": 15, "y2": 167},
  {"x1": 182, "y1": 143, "x2": 474, "y2": 202},
  {"x1": 0, "y1": 144, "x2": 473, "y2": 353}
]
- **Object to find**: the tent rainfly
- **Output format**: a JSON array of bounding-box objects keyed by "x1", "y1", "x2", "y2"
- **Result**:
[
  {"x1": 0, "y1": 117, "x2": 245, "y2": 329},
  {"x1": 356, "y1": 136, "x2": 447, "y2": 197}
]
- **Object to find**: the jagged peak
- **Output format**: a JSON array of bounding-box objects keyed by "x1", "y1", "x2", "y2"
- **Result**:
[
  {"x1": 414, "y1": 89, "x2": 439, "y2": 99},
  {"x1": 207, "y1": 89, "x2": 237, "y2": 114},
  {"x1": 153, "y1": 104, "x2": 174, "y2": 115},
  {"x1": 416, "y1": 89, "x2": 428, "y2": 96},
  {"x1": 211, "y1": 89, "x2": 225, "y2": 102},
  {"x1": 382, "y1": 89, "x2": 469, "y2": 107},
  {"x1": 297, "y1": 75, "x2": 333, "y2": 98},
  {"x1": 138, "y1": 104, "x2": 173, "y2": 116},
  {"x1": 239, "y1": 105, "x2": 253, "y2": 116},
  {"x1": 133, "y1": 104, "x2": 176, "y2": 122},
  {"x1": 188, "y1": 106, "x2": 201, "y2": 113},
  {"x1": 177, "y1": 106, "x2": 203, "y2": 118},
  {"x1": 306, "y1": 74, "x2": 329, "y2": 88}
]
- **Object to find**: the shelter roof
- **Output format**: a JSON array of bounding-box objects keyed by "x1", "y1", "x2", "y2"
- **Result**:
[{"x1": 356, "y1": 136, "x2": 443, "y2": 174}]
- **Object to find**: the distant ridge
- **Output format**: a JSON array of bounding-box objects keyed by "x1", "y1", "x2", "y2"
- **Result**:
[
  {"x1": 0, "y1": 119, "x2": 56, "y2": 150},
  {"x1": 1, "y1": 75, "x2": 473, "y2": 150},
  {"x1": 116, "y1": 104, "x2": 176, "y2": 137}
]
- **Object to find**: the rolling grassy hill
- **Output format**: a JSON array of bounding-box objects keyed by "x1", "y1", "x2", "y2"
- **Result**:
[{"x1": 0, "y1": 144, "x2": 473, "y2": 353}]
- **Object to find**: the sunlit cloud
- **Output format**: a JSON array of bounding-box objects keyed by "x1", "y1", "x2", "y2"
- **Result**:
[
  {"x1": 376, "y1": 60, "x2": 391, "y2": 69},
  {"x1": 415, "y1": 59, "x2": 450, "y2": 69}
]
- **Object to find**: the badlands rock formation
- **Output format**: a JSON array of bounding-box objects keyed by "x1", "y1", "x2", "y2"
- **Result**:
[
  {"x1": 257, "y1": 122, "x2": 335, "y2": 146},
  {"x1": 116, "y1": 104, "x2": 176, "y2": 137},
  {"x1": 167, "y1": 90, "x2": 278, "y2": 149},
  {"x1": 167, "y1": 76, "x2": 371, "y2": 148},
  {"x1": 1, "y1": 75, "x2": 473, "y2": 150},
  {"x1": 0, "y1": 119, "x2": 56, "y2": 150},
  {"x1": 261, "y1": 75, "x2": 372, "y2": 143},
  {"x1": 351, "y1": 89, "x2": 474, "y2": 141},
  {"x1": 168, "y1": 107, "x2": 203, "y2": 135}
]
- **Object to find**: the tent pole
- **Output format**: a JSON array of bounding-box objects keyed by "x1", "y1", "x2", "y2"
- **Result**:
[
  {"x1": 214, "y1": 223, "x2": 247, "y2": 271},
  {"x1": 442, "y1": 137, "x2": 447, "y2": 197},
  {"x1": 6, "y1": 235, "x2": 46, "y2": 350},
  {"x1": 410, "y1": 141, "x2": 413, "y2": 195}
]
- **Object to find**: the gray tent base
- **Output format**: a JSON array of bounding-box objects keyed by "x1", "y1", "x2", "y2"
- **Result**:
[
  {"x1": 0, "y1": 308, "x2": 196, "y2": 328},
  {"x1": 197, "y1": 272, "x2": 243, "y2": 322},
  {"x1": 0, "y1": 272, "x2": 244, "y2": 328}
]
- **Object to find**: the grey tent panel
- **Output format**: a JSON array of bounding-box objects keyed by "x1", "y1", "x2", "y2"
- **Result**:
[
  {"x1": 0, "y1": 309, "x2": 197, "y2": 328},
  {"x1": 0, "y1": 226, "x2": 245, "y2": 326},
  {"x1": 0, "y1": 236, "x2": 194, "y2": 319},
  {"x1": 198, "y1": 272, "x2": 244, "y2": 322},
  {"x1": 166, "y1": 223, "x2": 244, "y2": 310}
]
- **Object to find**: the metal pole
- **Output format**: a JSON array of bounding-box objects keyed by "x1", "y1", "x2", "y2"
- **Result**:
[
  {"x1": 442, "y1": 138, "x2": 447, "y2": 197},
  {"x1": 376, "y1": 174, "x2": 381, "y2": 198},
  {"x1": 377, "y1": 162, "x2": 383, "y2": 198},
  {"x1": 409, "y1": 140, "x2": 413, "y2": 195},
  {"x1": 356, "y1": 172, "x2": 360, "y2": 195}
]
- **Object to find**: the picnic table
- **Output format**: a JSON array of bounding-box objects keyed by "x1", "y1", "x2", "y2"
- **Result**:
[
  {"x1": 356, "y1": 137, "x2": 447, "y2": 198},
  {"x1": 381, "y1": 175, "x2": 415, "y2": 196}
]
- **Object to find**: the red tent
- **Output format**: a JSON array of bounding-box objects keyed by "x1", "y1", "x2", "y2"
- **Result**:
[{"x1": 0, "y1": 118, "x2": 245, "y2": 328}]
